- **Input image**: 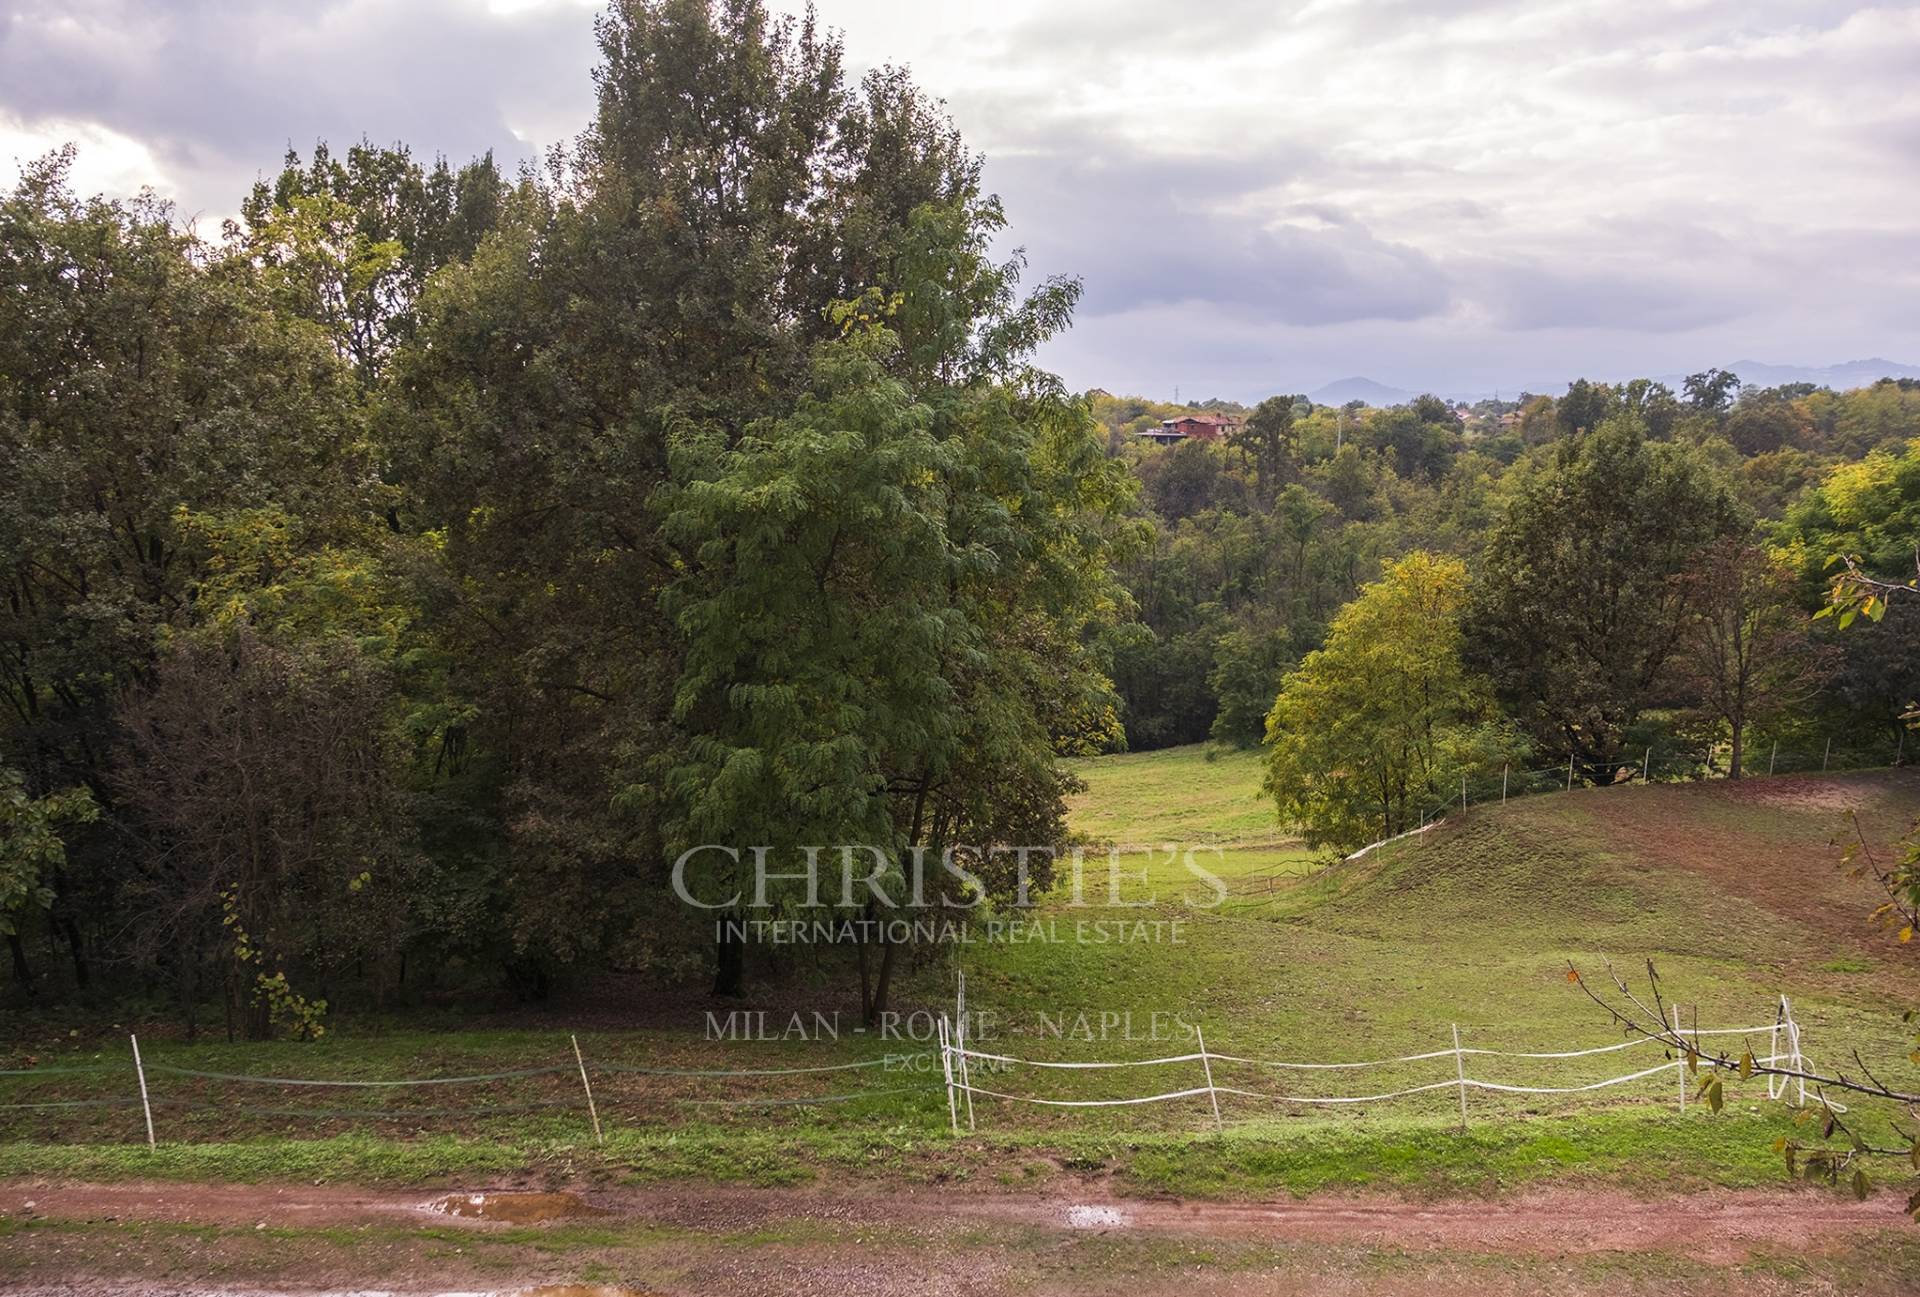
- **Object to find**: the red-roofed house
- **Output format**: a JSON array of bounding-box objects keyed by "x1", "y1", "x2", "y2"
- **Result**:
[{"x1": 1139, "y1": 414, "x2": 1241, "y2": 445}]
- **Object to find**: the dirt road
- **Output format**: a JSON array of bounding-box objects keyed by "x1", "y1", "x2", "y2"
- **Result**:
[{"x1": 3, "y1": 1178, "x2": 1918, "y2": 1296}]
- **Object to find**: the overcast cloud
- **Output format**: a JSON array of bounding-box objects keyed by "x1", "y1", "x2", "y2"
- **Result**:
[{"x1": 3, "y1": 0, "x2": 1916, "y2": 400}]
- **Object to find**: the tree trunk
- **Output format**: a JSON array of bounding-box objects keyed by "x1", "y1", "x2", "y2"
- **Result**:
[
  {"x1": 178, "y1": 951, "x2": 198, "y2": 1044},
  {"x1": 867, "y1": 936, "x2": 899, "y2": 1027},
  {"x1": 711, "y1": 918, "x2": 745, "y2": 998},
  {"x1": 59, "y1": 916, "x2": 88, "y2": 989},
  {"x1": 856, "y1": 933, "x2": 873, "y2": 1020},
  {"x1": 1728, "y1": 722, "x2": 1745, "y2": 780},
  {"x1": 7, "y1": 934, "x2": 33, "y2": 996}
]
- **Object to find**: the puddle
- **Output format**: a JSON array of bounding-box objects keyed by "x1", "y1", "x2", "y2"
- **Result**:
[
  {"x1": 428, "y1": 1191, "x2": 605, "y2": 1224},
  {"x1": 1065, "y1": 1204, "x2": 1130, "y2": 1230}
]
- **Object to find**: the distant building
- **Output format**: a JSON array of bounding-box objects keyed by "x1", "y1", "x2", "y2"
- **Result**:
[{"x1": 1139, "y1": 414, "x2": 1241, "y2": 445}]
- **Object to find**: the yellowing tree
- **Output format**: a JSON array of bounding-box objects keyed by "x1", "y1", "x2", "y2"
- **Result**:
[{"x1": 1263, "y1": 552, "x2": 1517, "y2": 851}]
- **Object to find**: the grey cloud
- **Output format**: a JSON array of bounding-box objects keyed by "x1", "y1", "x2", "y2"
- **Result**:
[
  {"x1": 0, "y1": 0, "x2": 598, "y2": 213},
  {"x1": 4, "y1": 0, "x2": 1915, "y2": 393},
  {"x1": 1473, "y1": 262, "x2": 1760, "y2": 334},
  {"x1": 986, "y1": 141, "x2": 1454, "y2": 326}
]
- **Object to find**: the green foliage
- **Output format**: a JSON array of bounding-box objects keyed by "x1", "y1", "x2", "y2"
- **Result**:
[
  {"x1": 0, "y1": 770, "x2": 96, "y2": 937},
  {"x1": 236, "y1": 140, "x2": 506, "y2": 382},
  {"x1": 1264, "y1": 552, "x2": 1518, "y2": 849},
  {"x1": 655, "y1": 215, "x2": 1129, "y2": 1006},
  {"x1": 1685, "y1": 368, "x2": 1742, "y2": 414},
  {"x1": 1363, "y1": 397, "x2": 1459, "y2": 480},
  {"x1": 1778, "y1": 441, "x2": 1920, "y2": 744},
  {"x1": 1230, "y1": 394, "x2": 1301, "y2": 501},
  {"x1": 1669, "y1": 539, "x2": 1836, "y2": 777},
  {"x1": 1466, "y1": 415, "x2": 1744, "y2": 777},
  {"x1": 1207, "y1": 625, "x2": 1296, "y2": 747},
  {"x1": 222, "y1": 891, "x2": 328, "y2": 1041},
  {"x1": 6, "y1": 0, "x2": 1920, "y2": 1068}
]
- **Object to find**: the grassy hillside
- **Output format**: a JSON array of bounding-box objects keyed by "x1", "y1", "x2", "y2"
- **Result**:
[
  {"x1": 5, "y1": 761, "x2": 1919, "y2": 1201},
  {"x1": 967, "y1": 767, "x2": 1920, "y2": 1123},
  {"x1": 1062, "y1": 743, "x2": 1321, "y2": 896},
  {"x1": 1064, "y1": 743, "x2": 1283, "y2": 846}
]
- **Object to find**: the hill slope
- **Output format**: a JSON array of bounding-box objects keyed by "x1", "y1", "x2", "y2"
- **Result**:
[{"x1": 977, "y1": 759, "x2": 1920, "y2": 1133}]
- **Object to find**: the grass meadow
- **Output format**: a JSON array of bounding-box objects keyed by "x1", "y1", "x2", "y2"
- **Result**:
[{"x1": 4, "y1": 745, "x2": 1918, "y2": 1201}]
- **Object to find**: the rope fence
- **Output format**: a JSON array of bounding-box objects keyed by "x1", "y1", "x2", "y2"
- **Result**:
[
  {"x1": 936, "y1": 986, "x2": 1837, "y2": 1134},
  {"x1": 0, "y1": 1039, "x2": 940, "y2": 1148},
  {"x1": 0, "y1": 987, "x2": 1847, "y2": 1146}
]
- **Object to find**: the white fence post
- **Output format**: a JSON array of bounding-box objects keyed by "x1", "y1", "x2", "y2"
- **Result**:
[
  {"x1": 1769, "y1": 741, "x2": 1777, "y2": 775},
  {"x1": 955, "y1": 970, "x2": 977, "y2": 1131},
  {"x1": 1451, "y1": 1024, "x2": 1468, "y2": 1131},
  {"x1": 1642, "y1": 747, "x2": 1650, "y2": 783},
  {"x1": 938, "y1": 1016, "x2": 960, "y2": 1134},
  {"x1": 1822, "y1": 738, "x2": 1831, "y2": 772},
  {"x1": 955, "y1": 1014, "x2": 977, "y2": 1132},
  {"x1": 1566, "y1": 755, "x2": 1574, "y2": 791},
  {"x1": 914, "y1": 1002, "x2": 1812, "y2": 1129},
  {"x1": 1782, "y1": 995, "x2": 1805, "y2": 1107},
  {"x1": 570, "y1": 1034, "x2": 604, "y2": 1146},
  {"x1": 129, "y1": 1033, "x2": 155, "y2": 1149},
  {"x1": 1502, "y1": 763, "x2": 1509, "y2": 804},
  {"x1": 1196, "y1": 1026, "x2": 1223, "y2": 1132}
]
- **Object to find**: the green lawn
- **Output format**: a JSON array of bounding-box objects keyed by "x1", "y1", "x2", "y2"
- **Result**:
[
  {"x1": 1064, "y1": 743, "x2": 1289, "y2": 847},
  {"x1": 4, "y1": 761, "x2": 1918, "y2": 1202}
]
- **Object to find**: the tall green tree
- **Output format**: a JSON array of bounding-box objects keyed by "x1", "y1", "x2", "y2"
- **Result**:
[
  {"x1": 1231, "y1": 394, "x2": 1301, "y2": 503},
  {"x1": 657, "y1": 195, "x2": 1127, "y2": 1010},
  {"x1": 1465, "y1": 415, "x2": 1743, "y2": 778},
  {"x1": 1780, "y1": 440, "x2": 1920, "y2": 748},
  {"x1": 1669, "y1": 539, "x2": 1834, "y2": 777},
  {"x1": 236, "y1": 141, "x2": 506, "y2": 384},
  {"x1": 0, "y1": 150, "x2": 366, "y2": 1000},
  {"x1": 385, "y1": 0, "x2": 1088, "y2": 995},
  {"x1": 1265, "y1": 552, "x2": 1513, "y2": 850}
]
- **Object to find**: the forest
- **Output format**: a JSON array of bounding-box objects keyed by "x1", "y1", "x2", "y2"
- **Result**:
[{"x1": 3, "y1": 0, "x2": 1917, "y2": 1041}]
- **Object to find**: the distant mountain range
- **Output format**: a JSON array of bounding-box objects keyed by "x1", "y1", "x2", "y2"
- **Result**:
[
  {"x1": 1305, "y1": 376, "x2": 1420, "y2": 406},
  {"x1": 1719, "y1": 357, "x2": 1920, "y2": 390},
  {"x1": 1306, "y1": 358, "x2": 1920, "y2": 408}
]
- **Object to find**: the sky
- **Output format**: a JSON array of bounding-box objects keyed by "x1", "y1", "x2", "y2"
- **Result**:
[{"x1": 3, "y1": 0, "x2": 1916, "y2": 402}]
